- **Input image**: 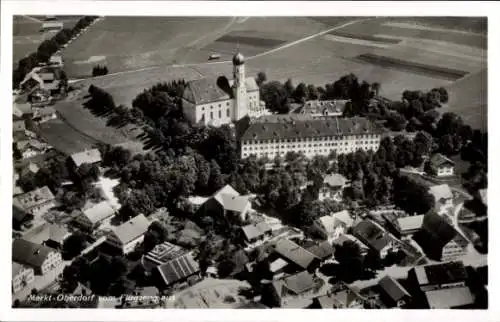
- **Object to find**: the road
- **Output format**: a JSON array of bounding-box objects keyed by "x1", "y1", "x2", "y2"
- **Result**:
[{"x1": 68, "y1": 17, "x2": 372, "y2": 83}]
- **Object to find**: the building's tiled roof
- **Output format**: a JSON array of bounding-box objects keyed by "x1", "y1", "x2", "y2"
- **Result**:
[
  {"x1": 23, "y1": 222, "x2": 70, "y2": 244},
  {"x1": 83, "y1": 201, "x2": 115, "y2": 225},
  {"x1": 274, "y1": 238, "x2": 318, "y2": 270},
  {"x1": 70, "y1": 149, "x2": 102, "y2": 167},
  {"x1": 307, "y1": 241, "x2": 334, "y2": 260},
  {"x1": 111, "y1": 214, "x2": 150, "y2": 245},
  {"x1": 13, "y1": 102, "x2": 32, "y2": 117},
  {"x1": 412, "y1": 261, "x2": 467, "y2": 286},
  {"x1": 378, "y1": 275, "x2": 410, "y2": 303},
  {"x1": 424, "y1": 286, "x2": 474, "y2": 309},
  {"x1": 479, "y1": 189, "x2": 487, "y2": 206},
  {"x1": 12, "y1": 238, "x2": 58, "y2": 268},
  {"x1": 396, "y1": 215, "x2": 424, "y2": 233},
  {"x1": 352, "y1": 219, "x2": 393, "y2": 252},
  {"x1": 13, "y1": 186, "x2": 55, "y2": 212},
  {"x1": 219, "y1": 194, "x2": 250, "y2": 213},
  {"x1": 323, "y1": 173, "x2": 348, "y2": 188},
  {"x1": 242, "y1": 221, "x2": 271, "y2": 241},
  {"x1": 283, "y1": 271, "x2": 316, "y2": 295},
  {"x1": 182, "y1": 77, "x2": 231, "y2": 105},
  {"x1": 269, "y1": 258, "x2": 289, "y2": 273},
  {"x1": 144, "y1": 242, "x2": 186, "y2": 266},
  {"x1": 252, "y1": 114, "x2": 315, "y2": 124},
  {"x1": 332, "y1": 234, "x2": 369, "y2": 250},
  {"x1": 428, "y1": 184, "x2": 453, "y2": 202},
  {"x1": 241, "y1": 117, "x2": 381, "y2": 141},
  {"x1": 429, "y1": 153, "x2": 455, "y2": 168},
  {"x1": 300, "y1": 99, "x2": 349, "y2": 116},
  {"x1": 156, "y1": 252, "x2": 200, "y2": 286}
]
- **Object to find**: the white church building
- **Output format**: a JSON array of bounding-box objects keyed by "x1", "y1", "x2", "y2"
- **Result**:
[{"x1": 182, "y1": 52, "x2": 267, "y2": 127}]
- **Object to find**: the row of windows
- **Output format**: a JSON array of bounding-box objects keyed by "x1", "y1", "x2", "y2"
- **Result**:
[
  {"x1": 201, "y1": 102, "x2": 231, "y2": 111},
  {"x1": 200, "y1": 108, "x2": 231, "y2": 122},
  {"x1": 242, "y1": 145, "x2": 377, "y2": 158},
  {"x1": 243, "y1": 135, "x2": 380, "y2": 145},
  {"x1": 244, "y1": 141, "x2": 378, "y2": 151}
]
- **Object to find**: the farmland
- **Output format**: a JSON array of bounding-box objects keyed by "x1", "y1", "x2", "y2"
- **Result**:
[
  {"x1": 13, "y1": 15, "x2": 80, "y2": 63},
  {"x1": 62, "y1": 17, "x2": 234, "y2": 78},
  {"x1": 59, "y1": 16, "x2": 486, "y2": 131}
]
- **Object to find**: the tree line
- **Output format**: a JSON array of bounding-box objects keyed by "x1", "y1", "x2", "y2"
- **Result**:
[{"x1": 13, "y1": 16, "x2": 98, "y2": 89}]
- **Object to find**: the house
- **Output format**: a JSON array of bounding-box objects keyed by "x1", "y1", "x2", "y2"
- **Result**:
[
  {"x1": 197, "y1": 184, "x2": 252, "y2": 223},
  {"x1": 23, "y1": 222, "x2": 71, "y2": 249},
  {"x1": 306, "y1": 241, "x2": 334, "y2": 262},
  {"x1": 407, "y1": 261, "x2": 468, "y2": 292},
  {"x1": 142, "y1": 241, "x2": 187, "y2": 272},
  {"x1": 13, "y1": 186, "x2": 55, "y2": 217},
  {"x1": 121, "y1": 286, "x2": 161, "y2": 308},
  {"x1": 273, "y1": 238, "x2": 320, "y2": 272},
  {"x1": 106, "y1": 214, "x2": 150, "y2": 254},
  {"x1": 261, "y1": 271, "x2": 319, "y2": 308},
  {"x1": 182, "y1": 52, "x2": 265, "y2": 127},
  {"x1": 314, "y1": 210, "x2": 353, "y2": 240},
  {"x1": 13, "y1": 205, "x2": 34, "y2": 230},
  {"x1": 378, "y1": 275, "x2": 411, "y2": 308},
  {"x1": 424, "y1": 286, "x2": 475, "y2": 309},
  {"x1": 13, "y1": 102, "x2": 33, "y2": 118},
  {"x1": 241, "y1": 221, "x2": 272, "y2": 244},
  {"x1": 12, "y1": 262, "x2": 35, "y2": 293},
  {"x1": 19, "y1": 162, "x2": 40, "y2": 178},
  {"x1": 13, "y1": 115, "x2": 27, "y2": 132},
  {"x1": 33, "y1": 106, "x2": 57, "y2": 123},
  {"x1": 413, "y1": 212, "x2": 468, "y2": 261},
  {"x1": 49, "y1": 54, "x2": 63, "y2": 67},
  {"x1": 17, "y1": 140, "x2": 51, "y2": 159},
  {"x1": 428, "y1": 184, "x2": 454, "y2": 214},
  {"x1": 73, "y1": 201, "x2": 115, "y2": 230},
  {"x1": 171, "y1": 278, "x2": 252, "y2": 308},
  {"x1": 426, "y1": 153, "x2": 455, "y2": 177},
  {"x1": 269, "y1": 258, "x2": 290, "y2": 278},
  {"x1": 332, "y1": 234, "x2": 369, "y2": 256},
  {"x1": 12, "y1": 238, "x2": 62, "y2": 275},
  {"x1": 295, "y1": 99, "x2": 349, "y2": 119},
  {"x1": 352, "y1": 219, "x2": 396, "y2": 259},
  {"x1": 41, "y1": 21, "x2": 63, "y2": 32},
  {"x1": 318, "y1": 174, "x2": 349, "y2": 202},
  {"x1": 311, "y1": 283, "x2": 364, "y2": 308},
  {"x1": 69, "y1": 149, "x2": 102, "y2": 168},
  {"x1": 388, "y1": 215, "x2": 425, "y2": 238},
  {"x1": 156, "y1": 252, "x2": 200, "y2": 289}
]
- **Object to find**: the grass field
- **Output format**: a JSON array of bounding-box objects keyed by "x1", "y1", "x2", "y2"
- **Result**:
[
  {"x1": 62, "y1": 17, "x2": 234, "y2": 78},
  {"x1": 37, "y1": 119, "x2": 98, "y2": 155},
  {"x1": 445, "y1": 68, "x2": 487, "y2": 131},
  {"x1": 13, "y1": 15, "x2": 80, "y2": 63}
]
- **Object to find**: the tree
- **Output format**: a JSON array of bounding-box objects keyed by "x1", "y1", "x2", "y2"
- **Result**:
[
  {"x1": 284, "y1": 78, "x2": 295, "y2": 97},
  {"x1": 62, "y1": 232, "x2": 87, "y2": 260},
  {"x1": 292, "y1": 83, "x2": 309, "y2": 103},
  {"x1": 255, "y1": 71, "x2": 267, "y2": 87},
  {"x1": 260, "y1": 81, "x2": 290, "y2": 114},
  {"x1": 334, "y1": 240, "x2": 364, "y2": 283},
  {"x1": 307, "y1": 84, "x2": 319, "y2": 100},
  {"x1": 413, "y1": 131, "x2": 434, "y2": 156},
  {"x1": 371, "y1": 82, "x2": 381, "y2": 97},
  {"x1": 208, "y1": 160, "x2": 225, "y2": 192},
  {"x1": 13, "y1": 142, "x2": 23, "y2": 160},
  {"x1": 393, "y1": 175, "x2": 435, "y2": 215}
]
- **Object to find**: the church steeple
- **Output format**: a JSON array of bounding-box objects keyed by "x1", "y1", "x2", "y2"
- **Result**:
[{"x1": 232, "y1": 50, "x2": 247, "y2": 121}]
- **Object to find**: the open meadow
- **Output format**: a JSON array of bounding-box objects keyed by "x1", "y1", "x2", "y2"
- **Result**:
[{"x1": 13, "y1": 15, "x2": 81, "y2": 63}]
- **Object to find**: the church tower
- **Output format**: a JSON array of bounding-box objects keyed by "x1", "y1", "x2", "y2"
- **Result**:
[{"x1": 232, "y1": 51, "x2": 247, "y2": 121}]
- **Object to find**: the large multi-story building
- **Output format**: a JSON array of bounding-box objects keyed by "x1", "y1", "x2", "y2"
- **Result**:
[
  {"x1": 182, "y1": 52, "x2": 266, "y2": 127},
  {"x1": 239, "y1": 116, "x2": 382, "y2": 159}
]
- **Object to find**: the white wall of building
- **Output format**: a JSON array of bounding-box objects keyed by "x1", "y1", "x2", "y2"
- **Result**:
[{"x1": 241, "y1": 134, "x2": 381, "y2": 159}]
